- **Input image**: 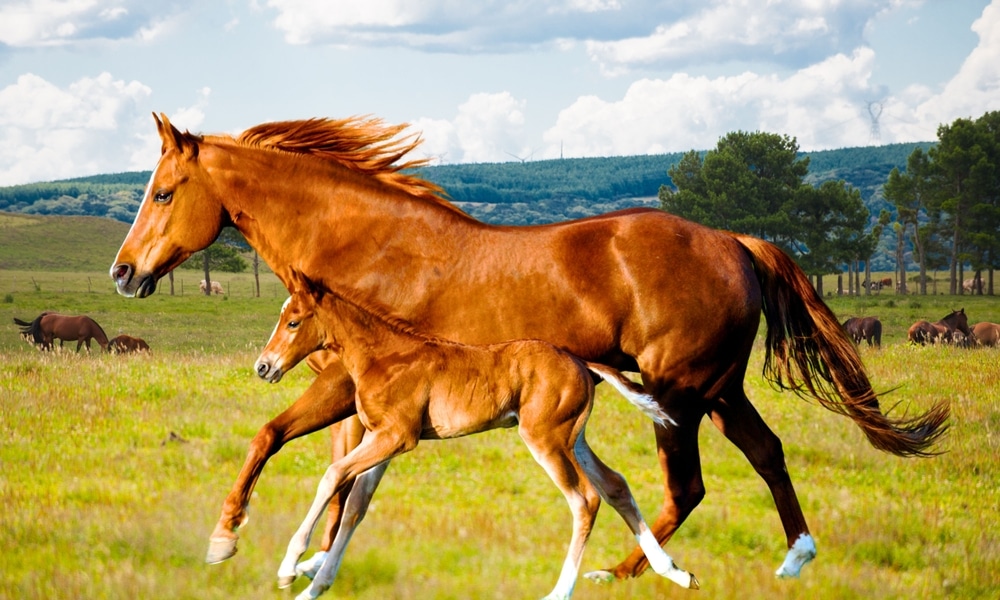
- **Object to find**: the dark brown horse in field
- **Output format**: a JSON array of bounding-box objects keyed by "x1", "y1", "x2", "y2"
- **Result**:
[
  {"x1": 842, "y1": 316, "x2": 882, "y2": 347},
  {"x1": 971, "y1": 322, "x2": 1000, "y2": 347},
  {"x1": 110, "y1": 113, "x2": 949, "y2": 586},
  {"x1": 259, "y1": 272, "x2": 695, "y2": 597},
  {"x1": 108, "y1": 334, "x2": 150, "y2": 354},
  {"x1": 907, "y1": 309, "x2": 973, "y2": 346},
  {"x1": 15, "y1": 312, "x2": 109, "y2": 351}
]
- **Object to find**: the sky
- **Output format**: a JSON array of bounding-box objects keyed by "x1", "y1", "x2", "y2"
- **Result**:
[{"x1": 0, "y1": 0, "x2": 998, "y2": 186}]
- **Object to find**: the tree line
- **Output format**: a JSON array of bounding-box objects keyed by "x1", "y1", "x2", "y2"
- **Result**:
[{"x1": 660, "y1": 111, "x2": 999, "y2": 295}]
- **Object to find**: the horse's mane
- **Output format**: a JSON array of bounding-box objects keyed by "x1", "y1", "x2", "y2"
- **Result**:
[
  {"x1": 198, "y1": 116, "x2": 463, "y2": 215},
  {"x1": 310, "y1": 278, "x2": 456, "y2": 346}
]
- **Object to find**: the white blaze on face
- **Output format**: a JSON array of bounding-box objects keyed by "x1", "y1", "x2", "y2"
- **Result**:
[{"x1": 268, "y1": 296, "x2": 293, "y2": 346}]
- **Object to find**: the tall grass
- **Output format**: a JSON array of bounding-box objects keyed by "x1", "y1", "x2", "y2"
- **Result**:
[{"x1": 1, "y1": 279, "x2": 998, "y2": 599}]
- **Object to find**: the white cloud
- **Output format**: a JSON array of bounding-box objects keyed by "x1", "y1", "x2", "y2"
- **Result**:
[
  {"x1": 411, "y1": 92, "x2": 530, "y2": 164},
  {"x1": 911, "y1": 0, "x2": 1000, "y2": 124},
  {"x1": 584, "y1": 0, "x2": 899, "y2": 73},
  {"x1": 0, "y1": 73, "x2": 165, "y2": 185},
  {"x1": 543, "y1": 48, "x2": 885, "y2": 157},
  {"x1": 0, "y1": 1, "x2": 174, "y2": 47}
]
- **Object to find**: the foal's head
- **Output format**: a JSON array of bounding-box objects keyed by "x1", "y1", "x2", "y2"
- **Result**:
[{"x1": 255, "y1": 289, "x2": 326, "y2": 383}]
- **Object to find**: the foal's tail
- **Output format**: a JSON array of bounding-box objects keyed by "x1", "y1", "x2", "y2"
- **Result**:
[
  {"x1": 733, "y1": 234, "x2": 949, "y2": 457},
  {"x1": 586, "y1": 363, "x2": 677, "y2": 428}
]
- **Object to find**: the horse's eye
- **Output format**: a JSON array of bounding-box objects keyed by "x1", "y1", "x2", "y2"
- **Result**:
[
  {"x1": 288, "y1": 320, "x2": 299, "y2": 329},
  {"x1": 153, "y1": 190, "x2": 173, "y2": 204}
]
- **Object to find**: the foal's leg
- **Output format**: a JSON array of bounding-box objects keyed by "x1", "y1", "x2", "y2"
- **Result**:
[
  {"x1": 575, "y1": 436, "x2": 698, "y2": 589},
  {"x1": 604, "y1": 405, "x2": 706, "y2": 579},
  {"x1": 519, "y1": 428, "x2": 601, "y2": 600},
  {"x1": 206, "y1": 364, "x2": 357, "y2": 564},
  {"x1": 295, "y1": 461, "x2": 390, "y2": 599},
  {"x1": 299, "y1": 415, "x2": 367, "y2": 578},
  {"x1": 278, "y1": 429, "x2": 415, "y2": 589},
  {"x1": 709, "y1": 388, "x2": 816, "y2": 578}
]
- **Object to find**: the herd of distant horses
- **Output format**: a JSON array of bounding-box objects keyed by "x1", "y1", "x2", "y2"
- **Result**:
[
  {"x1": 13, "y1": 311, "x2": 149, "y2": 354},
  {"x1": 842, "y1": 308, "x2": 999, "y2": 348}
]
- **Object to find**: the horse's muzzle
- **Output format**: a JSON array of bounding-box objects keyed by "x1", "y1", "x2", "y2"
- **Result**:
[
  {"x1": 111, "y1": 264, "x2": 157, "y2": 298},
  {"x1": 255, "y1": 360, "x2": 283, "y2": 383}
]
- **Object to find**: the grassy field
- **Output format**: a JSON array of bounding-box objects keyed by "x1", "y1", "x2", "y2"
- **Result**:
[{"x1": 1, "y1": 266, "x2": 999, "y2": 599}]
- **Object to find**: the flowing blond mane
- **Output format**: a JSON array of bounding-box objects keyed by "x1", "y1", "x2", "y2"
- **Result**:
[{"x1": 222, "y1": 116, "x2": 459, "y2": 210}]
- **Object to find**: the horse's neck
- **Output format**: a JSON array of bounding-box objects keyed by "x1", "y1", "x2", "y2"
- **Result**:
[
  {"x1": 318, "y1": 293, "x2": 420, "y2": 376},
  {"x1": 215, "y1": 145, "x2": 474, "y2": 290}
]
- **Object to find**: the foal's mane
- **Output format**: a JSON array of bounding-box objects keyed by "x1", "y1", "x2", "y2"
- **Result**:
[
  {"x1": 310, "y1": 278, "x2": 455, "y2": 346},
  {"x1": 219, "y1": 116, "x2": 462, "y2": 213}
]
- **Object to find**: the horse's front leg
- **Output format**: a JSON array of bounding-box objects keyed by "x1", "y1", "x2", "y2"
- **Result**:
[
  {"x1": 278, "y1": 430, "x2": 412, "y2": 590},
  {"x1": 295, "y1": 461, "x2": 390, "y2": 600},
  {"x1": 206, "y1": 364, "x2": 357, "y2": 564}
]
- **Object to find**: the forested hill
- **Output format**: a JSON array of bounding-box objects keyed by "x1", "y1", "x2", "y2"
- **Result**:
[{"x1": 0, "y1": 141, "x2": 933, "y2": 226}]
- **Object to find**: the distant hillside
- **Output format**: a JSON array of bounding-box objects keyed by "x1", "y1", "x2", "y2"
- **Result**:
[
  {"x1": 0, "y1": 212, "x2": 130, "y2": 271},
  {"x1": 0, "y1": 142, "x2": 934, "y2": 227}
]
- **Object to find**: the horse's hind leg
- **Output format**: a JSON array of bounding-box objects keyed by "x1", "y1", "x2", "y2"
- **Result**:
[
  {"x1": 576, "y1": 437, "x2": 698, "y2": 589},
  {"x1": 603, "y1": 405, "x2": 705, "y2": 580},
  {"x1": 710, "y1": 388, "x2": 816, "y2": 578},
  {"x1": 518, "y1": 427, "x2": 601, "y2": 600}
]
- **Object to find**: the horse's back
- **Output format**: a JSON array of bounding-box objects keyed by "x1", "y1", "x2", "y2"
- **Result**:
[{"x1": 972, "y1": 322, "x2": 1000, "y2": 346}]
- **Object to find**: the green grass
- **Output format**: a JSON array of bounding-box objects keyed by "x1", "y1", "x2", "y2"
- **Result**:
[{"x1": 1, "y1": 271, "x2": 998, "y2": 599}]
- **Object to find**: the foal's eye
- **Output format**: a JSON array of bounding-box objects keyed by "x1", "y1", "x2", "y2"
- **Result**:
[{"x1": 153, "y1": 190, "x2": 173, "y2": 204}]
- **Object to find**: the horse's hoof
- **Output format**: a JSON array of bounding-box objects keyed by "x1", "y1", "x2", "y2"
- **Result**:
[
  {"x1": 296, "y1": 551, "x2": 328, "y2": 580},
  {"x1": 205, "y1": 536, "x2": 238, "y2": 564},
  {"x1": 689, "y1": 574, "x2": 700, "y2": 590},
  {"x1": 582, "y1": 570, "x2": 616, "y2": 584},
  {"x1": 277, "y1": 574, "x2": 297, "y2": 589}
]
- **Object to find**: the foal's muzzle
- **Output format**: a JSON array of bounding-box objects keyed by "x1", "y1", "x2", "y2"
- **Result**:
[{"x1": 255, "y1": 360, "x2": 284, "y2": 383}]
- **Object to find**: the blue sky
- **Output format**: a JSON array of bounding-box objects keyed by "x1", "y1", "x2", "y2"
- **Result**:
[{"x1": 0, "y1": 0, "x2": 997, "y2": 185}]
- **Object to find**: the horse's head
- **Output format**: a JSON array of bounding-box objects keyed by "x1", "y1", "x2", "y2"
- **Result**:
[
  {"x1": 110, "y1": 113, "x2": 226, "y2": 298},
  {"x1": 946, "y1": 308, "x2": 972, "y2": 336},
  {"x1": 255, "y1": 271, "x2": 327, "y2": 383}
]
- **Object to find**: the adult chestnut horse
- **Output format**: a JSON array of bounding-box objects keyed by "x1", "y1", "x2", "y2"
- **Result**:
[
  {"x1": 110, "y1": 114, "x2": 949, "y2": 584},
  {"x1": 16, "y1": 312, "x2": 109, "y2": 351}
]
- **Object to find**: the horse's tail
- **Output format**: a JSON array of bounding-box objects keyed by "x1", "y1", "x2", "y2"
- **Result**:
[
  {"x1": 873, "y1": 319, "x2": 883, "y2": 346},
  {"x1": 585, "y1": 362, "x2": 677, "y2": 428},
  {"x1": 13, "y1": 317, "x2": 33, "y2": 327},
  {"x1": 732, "y1": 233, "x2": 949, "y2": 457}
]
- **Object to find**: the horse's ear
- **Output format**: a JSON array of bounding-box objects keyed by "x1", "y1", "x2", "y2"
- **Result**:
[{"x1": 155, "y1": 112, "x2": 198, "y2": 159}]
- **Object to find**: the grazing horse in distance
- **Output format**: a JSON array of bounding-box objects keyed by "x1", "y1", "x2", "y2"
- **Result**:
[
  {"x1": 108, "y1": 334, "x2": 150, "y2": 354},
  {"x1": 256, "y1": 272, "x2": 696, "y2": 598},
  {"x1": 842, "y1": 317, "x2": 882, "y2": 347},
  {"x1": 16, "y1": 312, "x2": 109, "y2": 351},
  {"x1": 200, "y1": 280, "x2": 225, "y2": 295},
  {"x1": 971, "y1": 322, "x2": 1000, "y2": 347},
  {"x1": 111, "y1": 112, "x2": 950, "y2": 583}
]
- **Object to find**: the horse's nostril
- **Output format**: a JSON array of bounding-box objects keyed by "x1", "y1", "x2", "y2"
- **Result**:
[
  {"x1": 112, "y1": 264, "x2": 131, "y2": 282},
  {"x1": 256, "y1": 362, "x2": 269, "y2": 377}
]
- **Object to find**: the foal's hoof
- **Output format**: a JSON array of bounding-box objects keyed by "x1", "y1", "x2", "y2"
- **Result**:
[
  {"x1": 582, "y1": 570, "x2": 616, "y2": 584},
  {"x1": 277, "y1": 573, "x2": 297, "y2": 589},
  {"x1": 205, "y1": 536, "x2": 239, "y2": 564}
]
